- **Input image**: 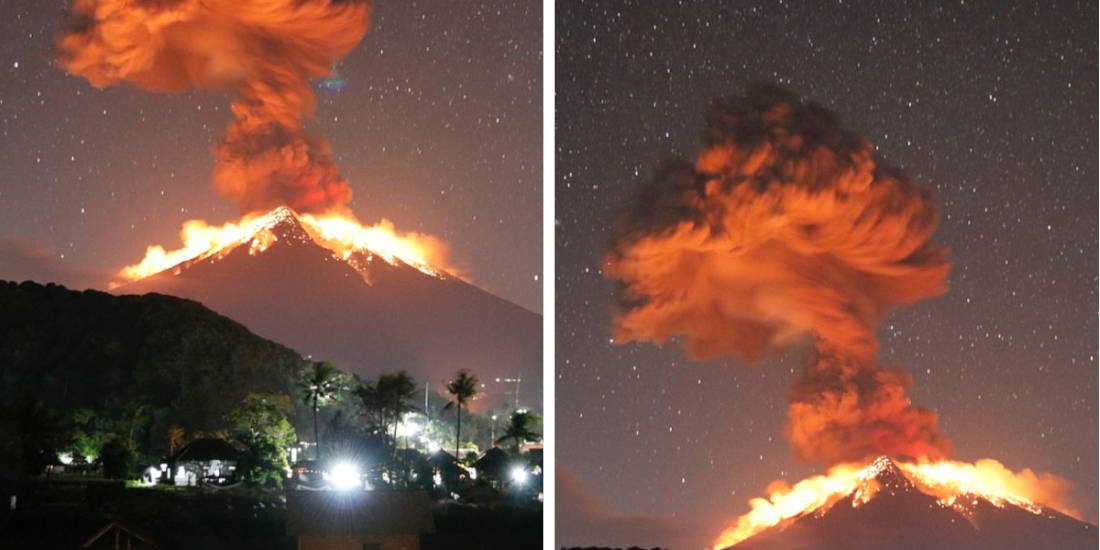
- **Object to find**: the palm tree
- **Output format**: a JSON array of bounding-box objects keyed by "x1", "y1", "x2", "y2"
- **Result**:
[
  {"x1": 378, "y1": 371, "x2": 420, "y2": 486},
  {"x1": 353, "y1": 381, "x2": 386, "y2": 432},
  {"x1": 442, "y1": 370, "x2": 478, "y2": 460},
  {"x1": 378, "y1": 372, "x2": 420, "y2": 446},
  {"x1": 298, "y1": 361, "x2": 341, "y2": 460},
  {"x1": 495, "y1": 411, "x2": 540, "y2": 454}
]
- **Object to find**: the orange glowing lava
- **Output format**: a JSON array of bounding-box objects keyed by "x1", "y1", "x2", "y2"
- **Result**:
[
  {"x1": 712, "y1": 456, "x2": 1079, "y2": 549},
  {"x1": 112, "y1": 207, "x2": 460, "y2": 288}
]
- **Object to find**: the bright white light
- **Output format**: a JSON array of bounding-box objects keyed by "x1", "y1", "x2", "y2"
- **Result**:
[
  {"x1": 428, "y1": 441, "x2": 441, "y2": 453},
  {"x1": 511, "y1": 467, "x2": 528, "y2": 485},
  {"x1": 327, "y1": 462, "x2": 361, "y2": 491},
  {"x1": 58, "y1": 452, "x2": 73, "y2": 465},
  {"x1": 144, "y1": 466, "x2": 160, "y2": 484},
  {"x1": 396, "y1": 418, "x2": 421, "y2": 437}
]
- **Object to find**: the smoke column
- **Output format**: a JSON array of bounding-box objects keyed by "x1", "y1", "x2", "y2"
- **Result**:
[
  {"x1": 606, "y1": 84, "x2": 953, "y2": 465},
  {"x1": 58, "y1": 0, "x2": 370, "y2": 215}
]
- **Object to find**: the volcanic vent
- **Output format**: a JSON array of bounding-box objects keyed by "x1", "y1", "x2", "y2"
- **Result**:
[
  {"x1": 118, "y1": 207, "x2": 541, "y2": 405},
  {"x1": 719, "y1": 456, "x2": 1094, "y2": 550}
]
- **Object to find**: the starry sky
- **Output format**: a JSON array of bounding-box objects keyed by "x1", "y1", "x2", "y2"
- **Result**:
[
  {"x1": 556, "y1": 2, "x2": 1096, "y2": 549},
  {"x1": 0, "y1": 0, "x2": 542, "y2": 313}
]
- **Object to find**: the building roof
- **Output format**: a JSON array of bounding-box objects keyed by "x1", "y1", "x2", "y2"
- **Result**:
[
  {"x1": 472, "y1": 447, "x2": 511, "y2": 476},
  {"x1": 426, "y1": 450, "x2": 468, "y2": 476},
  {"x1": 285, "y1": 490, "x2": 435, "y2": 536},
  {"x1": 168, "y1": 437, "x2": 241, "y2": 462}
]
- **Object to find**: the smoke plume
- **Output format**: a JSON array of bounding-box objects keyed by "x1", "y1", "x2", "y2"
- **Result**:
[
  {"x1": 58, "y1": 0, "x2": 370, "y2": 215},
  {"x1": 606, "y1": 84, "x2": 952, "y2": 464}
]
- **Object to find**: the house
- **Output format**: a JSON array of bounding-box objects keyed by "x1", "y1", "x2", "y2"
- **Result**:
[
  {"x1": 164, "y1": 437, "x2": 241, "y2": 486},
  {"x1": 470, "y1": 447, "x2": 511, "y2": 488},
  {"x1": 286, "y1": 490, "x2": 435, "y2": 550},
  {"x1": 425, "y1": 450, "x2": 470, "y2": 492}
]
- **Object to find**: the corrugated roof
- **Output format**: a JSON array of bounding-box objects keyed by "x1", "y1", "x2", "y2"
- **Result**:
[{"x1": 285, "y1": 490, "x2": 435, "y2": 536}]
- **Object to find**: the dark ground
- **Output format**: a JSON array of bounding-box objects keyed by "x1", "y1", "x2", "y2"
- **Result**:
[{"x1": 0, "y1": 479, "x2": 541, "y2": 549}]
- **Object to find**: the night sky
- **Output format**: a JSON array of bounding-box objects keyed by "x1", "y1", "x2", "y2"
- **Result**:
[
  {"x1": 557, "y1": 2, "x2": 1096, "y2": 549},
  {"x1": 0, "y1": 0, "x2": 542, "y2": 313}
]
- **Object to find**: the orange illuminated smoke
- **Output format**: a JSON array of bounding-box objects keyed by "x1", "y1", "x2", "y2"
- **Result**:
[
  {"x1": 58, "y1": 0, "x2": 370, "y2": 214},
  {"x1": 112, "y1": 207, "x2": 460, "y2": 288},
  {"x1": 605, "y1": 85, "x2": 951, "y2": 464},
  {"x1": 713, "y1": 456, "x2": 1079, "y2": 549}
]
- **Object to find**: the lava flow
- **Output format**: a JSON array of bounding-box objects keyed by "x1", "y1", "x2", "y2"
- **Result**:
[
  {"x1": 112, "y1": 207, "x2": 459, "y2": 288},
  {"x1": 712, "y1": 455, "x2": 1080, "y2": 549}
]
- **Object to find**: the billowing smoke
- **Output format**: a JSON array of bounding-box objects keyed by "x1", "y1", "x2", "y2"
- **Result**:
[
  {"x1": 606, "y1": 84, "x2": 953, "y2": 464},
  {"x1": 58, "y1": 0, "x2": 369, "y2": 214}
]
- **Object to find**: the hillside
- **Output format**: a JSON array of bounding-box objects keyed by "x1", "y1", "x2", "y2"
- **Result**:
[
  {"x1": 118, "y1": 207, "x2": 542, "y2": 409},
  {"x1": 0, "y1": 280, "x2": 308, "y2": 473}
]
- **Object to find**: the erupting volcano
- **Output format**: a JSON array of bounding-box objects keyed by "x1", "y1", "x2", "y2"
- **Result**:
[
  {"x1": 54, "y1": 0, "x2": 541, "y2": 403},
  {"x1": 716, "y1": 456, "x2": 1092, "y2": 549},
  {"x1": 605, "y1": 84, "x2": 1093, "y2": 549},
  {"x1": 116, "y1": 205, "x2": 541, "y2": 405},
  {"x1": 111, "y1": 206, "x2": 457, "y2": 287}
]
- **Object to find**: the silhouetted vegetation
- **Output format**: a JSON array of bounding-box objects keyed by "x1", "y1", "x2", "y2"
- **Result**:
[
  {"x1": 0, "y1": 280, "x2": 307, "y2": 478},
  {"x1": 0, "y1": 280, "x2": 542, "y2": 499}
]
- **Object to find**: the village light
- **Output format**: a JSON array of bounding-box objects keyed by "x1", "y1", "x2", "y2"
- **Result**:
[
  {"x1": 327, "y1": 461, "x2": 361, "y2": 491},
  {"x1": 510, "y1": 466, "x2": 528, "y2": 485}
]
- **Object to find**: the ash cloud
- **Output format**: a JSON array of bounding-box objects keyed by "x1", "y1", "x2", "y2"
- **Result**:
[
  {"x1": 606, "y1": 84, "x2": 952, "y2": 465},
  {"x1": 57, "y1": 0, "x2": 370, "y2": 215}
]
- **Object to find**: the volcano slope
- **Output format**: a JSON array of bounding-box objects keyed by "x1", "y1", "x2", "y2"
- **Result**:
[
  {"x1": 725, "y1": 457, "x2": 1095, "y2": 550},
  {"x1": 119, "y1": 207, "x2": 541, "y2": 407}
]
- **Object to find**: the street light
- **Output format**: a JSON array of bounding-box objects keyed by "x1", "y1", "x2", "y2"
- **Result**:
[
  {"x1": 326, "y1": 461, "x2": 361, "y2": 491},
  {"x1": 510, "y1": 466, "x2": 528, "y2": 485}
]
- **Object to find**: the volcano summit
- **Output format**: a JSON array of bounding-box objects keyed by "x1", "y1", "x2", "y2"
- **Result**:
[
  {"x1": 721, "y1": 457, "x2": 1094, "y2": 550},
  {"x1": 118, "y1": 207, "x2": 541, "y2": 407}
]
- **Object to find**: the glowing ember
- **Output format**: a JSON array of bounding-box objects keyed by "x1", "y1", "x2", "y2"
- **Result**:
[
  {"x1": 712, "y1": 456, "x2": 1079, "y2": 549},
  {"x1": 112, "y1": 207, "x2": 460, "y2": 288}
]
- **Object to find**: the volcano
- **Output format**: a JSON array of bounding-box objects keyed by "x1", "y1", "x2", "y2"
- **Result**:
[
  {"x1": 117, "y1": 207, "x2": 541, "y2": 407},
  {"x1": 722, "y1": 457, "x2": 1095, "y2": 550}
]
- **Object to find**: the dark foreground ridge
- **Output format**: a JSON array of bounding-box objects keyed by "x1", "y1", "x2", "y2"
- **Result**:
[{"x1": 0, "y1": 279, "x2": 306, "y2": 470}]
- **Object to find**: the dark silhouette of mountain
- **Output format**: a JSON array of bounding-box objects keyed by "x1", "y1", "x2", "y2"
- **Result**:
[
  {"x1": 725, "y1": 457, "x2": 1096, "y2": 550},
  {"x1": 118, "y1": 207, "x2": 541, "y2": 408},
  {"x1": 0, "y1": 279, "x2": 307, "y2": 470}
]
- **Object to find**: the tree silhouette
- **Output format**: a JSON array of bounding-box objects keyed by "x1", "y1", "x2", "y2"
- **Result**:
[
  {"x1": 167, "y1": 424, "x2": 185, "y2": 456},
  {"x1": 496, "y1": 411, "x2": 540, "y2": 454},
  {"x1": 298, "y1": 361, "x2": 341, "y2": 461},
  {"x1": 354, "y1": 380, "x2": 386, "y2": 433},
  {"x1": 442, "y1": 370, "x2": 478, "y2": 460},
  {"x1": 378, "y1": 371, "x2": 420, "y2": 446}
]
